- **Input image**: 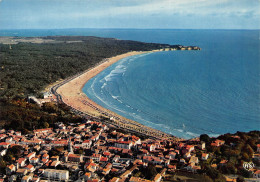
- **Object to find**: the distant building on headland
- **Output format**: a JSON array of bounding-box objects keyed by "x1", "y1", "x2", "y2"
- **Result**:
[
  {"x1": 178, "y1": 46, "x2": 201, "y2": 50},
  {"x1": 161, "y1": 45, "x2": 201, "y2": 51}
]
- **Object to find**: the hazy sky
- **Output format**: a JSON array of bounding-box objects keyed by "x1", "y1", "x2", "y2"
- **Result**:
[{"x1": 0, "y1": 0, "x2": 259, "y2": 29}]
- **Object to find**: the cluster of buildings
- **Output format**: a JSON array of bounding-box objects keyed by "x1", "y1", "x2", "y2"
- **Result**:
[
  {"x1": 159, "y1": 46, "x2": 201, "y2": 51},
  {"x1": 0, "y1": 121, "x2": 259, "y2": 182},
  {"x1": 27, "y1": 92, "x2": 56, "y2": 106}
]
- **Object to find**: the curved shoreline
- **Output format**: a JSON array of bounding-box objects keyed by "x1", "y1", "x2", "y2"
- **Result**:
[{"x1": 55, "y1": 50, "x2": 181, "y2": 140}]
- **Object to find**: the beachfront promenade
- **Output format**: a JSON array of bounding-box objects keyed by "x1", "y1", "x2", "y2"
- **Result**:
[{"x1": 50, "y1": 51, "x2": 178, "y2": 140}]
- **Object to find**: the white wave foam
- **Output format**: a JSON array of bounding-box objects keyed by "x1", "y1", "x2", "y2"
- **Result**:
[
  {"x1": 111, "y1": 95, "x2": 119, "y2": 99},
  {"x1": 110, "y1": 106, "x2": 128, "y2": 114},
  {"x1": 111, "y1": 95, "x2": 123, "y2": 104},
  {"x1": 91, "y1": 85, "x2": 129, "y2": 115},
  {"x1": 176, "y1": 129, "x2": 184, "y2": 133},
  {"x1": 117, "y1": 99, "x2": 123, "y2": 104},
  {"x1": 101, "y1": 83, "x2": 107, "y2": 89},
  {"x1": 103, "y1": 64, "x2": 127, "y2": 82},
  {"x1": 101, "y1": 53, "x2": 151, "y2": 84}
]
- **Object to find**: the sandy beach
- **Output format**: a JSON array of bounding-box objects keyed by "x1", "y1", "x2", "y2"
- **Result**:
[{"x1": 56, "y1": 50, "x2": 177, "y2": 140}]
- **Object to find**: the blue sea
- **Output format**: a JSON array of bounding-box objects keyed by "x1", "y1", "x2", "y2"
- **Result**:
[{"x1": 1, "y1": 29, "x2": 259, "y2": 139}]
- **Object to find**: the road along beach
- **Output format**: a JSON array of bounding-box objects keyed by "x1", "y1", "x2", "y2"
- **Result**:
[{"x1": 54, "y1": 50, "x2": 180, "y2": 140}]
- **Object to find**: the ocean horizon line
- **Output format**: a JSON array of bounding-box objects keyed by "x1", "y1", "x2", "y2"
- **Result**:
[{"x1": 0, "y1": 28, "x2": 259, "y2": 31}]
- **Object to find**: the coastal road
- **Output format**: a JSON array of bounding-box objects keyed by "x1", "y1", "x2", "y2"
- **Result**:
[{"x1": 49, "y1": 57, "x2": 179, "y2": 140}]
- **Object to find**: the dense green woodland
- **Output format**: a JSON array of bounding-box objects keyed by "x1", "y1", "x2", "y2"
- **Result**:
[
  {"x1": 0, "y1": 36, "x2": 173, "y2": 131},
  {"x1": 0, "y1": 36, "x2": 172, "y2": 99}
]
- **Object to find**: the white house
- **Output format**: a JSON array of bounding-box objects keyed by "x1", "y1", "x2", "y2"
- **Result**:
[
  {"x1": 82, "y1": 140, "x2": 92, "y2": 149},
  {"x1": 30, "y1": 157, "x2": 39, "y2": 164},
  {"x1": 184, "y1": 152, "x2": 191, "y2": 159},
  {"x1": 25, "y1": 164, "x2": 35, "y2": 172},
  {"x1": 115, "y1": 141, "x2": 133, "y2": 149},
  {"x1": 198, "y1": 142, "x2": 206, "y2": 150},
  {"x1": 17, "y1": 158, "x2": 27, "y2": 167},
  {"x1": 26, "y1": 152, "x2": 36, "y2": 160},
  {"x1": 44, "y1": 169, "x2": 69, "y2": 180},
  {"x1": 201, "y1": 153, "x2": 209, "y2": 161},
  {"x1": 169, "y1": 152, "x2": 176, "y2": 159},
  {"x1": 0, "y1": 149, "x2": 7, "y2": 156}
]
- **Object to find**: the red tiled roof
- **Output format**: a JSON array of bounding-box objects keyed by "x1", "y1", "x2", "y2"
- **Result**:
[
  {"x1": 83, "y1": 140, "x2": 91, "y2": 143},
  {"x1": 117, "y1": 141, "x2": 131, "y2": 144},
  {"x1": 68, "y1": 154, "x2": 81, "y2": 158},
  {"x1": 87, "y1": 179, "x2": 99, "y2": 182},
  {"x1": 0, "y1": 142, "x2": 10, "y2": 146},
  {"x1": 220, "y1": 160, "x2": 228, "y2": 164},
  {"x1": 42, "y1": 158, "x2": 48, "y2": 163},
  {"x1": 26, "y1": 164, "x2": 34, "y2": 169},
  {"x1": 100, "y1": 157, "x2": 108, "y2": 162},
  {"x1": 17, "y1": 158, "x2": 26, "y2": 164},
  {"x1": 254, "y1": 170, "x2": 260, "y2": 174},
  {"x1": 51, "y1": 140, "x2": 68, "y2": 145},
  {"x1": 92, "y1": 153, "x2": 101, "y2": 158},
  {"x1": 85, "y1": 172, "x2": 91, "y2": 177},
  {"x1": 103, "y1": 152, "x2": 110, "y2": 156},
  {"x1": 8, "y1": 164, "x2": 15, "y2": 170},
  {"x1": 27, "y1": 152, "x2": 35, "y2": 158},
  {"x1": 202, "y1": 153, "x2": 208, "y2": 157},
  {"x1": 42, "y1": 153, "x2": 49, "y2": 158},
  {"x1": 168, "y1": 164, "x2": 176, "y2": 169}
]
